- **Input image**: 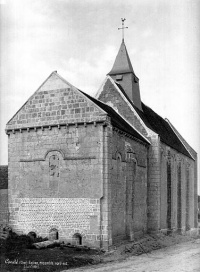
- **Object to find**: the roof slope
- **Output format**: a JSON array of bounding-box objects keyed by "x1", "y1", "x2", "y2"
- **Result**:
[
  {"x1": 111, "y1": 80, "x2": 194, "y2": 159},
  {"x1": 140, "y1": 104, "x2": 194, "y2": 159},
  {"x1": 165, "y1": 119, "x2": 196, "y2": 159},
  {"x1": 80, "y1": 90, "x2": 150, "y2": 145},
  {"x1": 0, "y1": 166, "x2": 8, "y2": 189}
]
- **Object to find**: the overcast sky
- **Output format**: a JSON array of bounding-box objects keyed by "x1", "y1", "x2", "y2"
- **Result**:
[{"x1": 0, "y1": 0, "x2": 200, "y2": 191}]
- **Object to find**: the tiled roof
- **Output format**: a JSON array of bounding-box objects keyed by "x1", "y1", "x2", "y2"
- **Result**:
[
  {"x1": 114, "y1": 81, "x2": 194, "y2": 159},
  {"x1": 140, "y1": 104, "x2": 194, "y2": 159},
  {"x1": 165, "y1": 119, "x2": 196, "y2": 160},
  {"x1": 0, "y1": 166, "x2": 8, "y2": 189},
  {"x1": 80, "y1": 90, "x2": 150, "y2": 145}
]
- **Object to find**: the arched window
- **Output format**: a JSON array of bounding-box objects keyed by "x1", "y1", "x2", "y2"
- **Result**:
[
  {"x1": 49, "y1": 155, "x2": 59, "y2": 177},
  {"x1": 132, "y1": 159, "x2": 137, "y2": 177},
  {"x1": 73, "y1": 233, "x2": 82, "y2": 245},
  {"x1": 177, "y1": 161, "x2": 182, "y2": 231},
  {"x1": 48, "y1": 153, "x2": 60, "y2": 192},
  {"x1": 167, "y1": 151, "x2": 172, "y2": 231},
  {"x1": 116, "y1": 154, "x2": 122, "y2": 183},
  {"x1": 49, "y1": 228, "x2": 59, "y2": 240},
  {"x1": 186, "y1": 164, "x2": 190, "y2": 230},
  {"x1": 28, "y1": 231, "x2": 37, "y2": 240}
]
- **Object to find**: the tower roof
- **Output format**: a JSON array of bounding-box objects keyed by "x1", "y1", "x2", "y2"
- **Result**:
[{"x1": 107, "y1": 41, "x2": 135, "y2": 76}]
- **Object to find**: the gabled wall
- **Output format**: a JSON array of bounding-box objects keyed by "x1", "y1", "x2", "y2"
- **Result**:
[
  {"x1": 6, "y1": 72, "x2": 111, "y2": 247},
  {"x1": 8, "y1": 123, "x2": 104, "y2": 246},
  {"x1": 6, "y1": 72, "x2": 107, "y2": 131}
]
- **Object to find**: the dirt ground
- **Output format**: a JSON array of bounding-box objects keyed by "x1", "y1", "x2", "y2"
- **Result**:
[
  {"x1": 0, "y1": 232, "x2": 200, "y2": 271},
  {"x1": 66, "y1": 238, "x2": 200, "y2": 272}
]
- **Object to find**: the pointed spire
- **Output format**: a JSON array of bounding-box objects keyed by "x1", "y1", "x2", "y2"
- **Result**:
[
  {"x1": 107, "y1": 41, "x2": 134, "y2": 75},
  {"x1": 107, "y1": 41, "x2": 142, "y2": 111}
]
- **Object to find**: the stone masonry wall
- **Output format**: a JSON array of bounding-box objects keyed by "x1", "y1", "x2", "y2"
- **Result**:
[
  {"x1": 100, "y1": 124, "x2": 113, "y2": 249},
  {"x1": 0, "y1": 189, "x2": 9, "y2": 226},
  {"x1": 98, "y1": 78, "x2": 161, "y2": 234},
  {"x1": 110, "y1": 129, "x2": 148, "y2": 243},
  {"x1": 0, "y1": 166, "x2": 9, "y2": 226},
  {"x1": 160, "y1": 143, "x2": 197, "y2": 235},
  {"x1": 147, "y1": 135, "x2": 161, "y2": 232},
  {"x1": 6, "y1": 72, "x2": 107, "y2": 131},
  {"x1": 8, "y1": 123, "x2": 104, "y2": 247}
]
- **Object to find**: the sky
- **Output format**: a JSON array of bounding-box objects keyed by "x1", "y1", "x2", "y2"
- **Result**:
[{"x1": 0, "y1": 0, "x2": 200, "y2": 192}]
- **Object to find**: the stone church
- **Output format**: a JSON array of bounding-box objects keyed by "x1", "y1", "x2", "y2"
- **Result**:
[{"x1": 5, "y1": 39, "x2": 198, "y2": 249}]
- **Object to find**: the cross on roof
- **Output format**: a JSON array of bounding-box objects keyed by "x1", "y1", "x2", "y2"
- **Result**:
[{"x1": 118, "y1": 18, "x2": 128, "y2": 42}]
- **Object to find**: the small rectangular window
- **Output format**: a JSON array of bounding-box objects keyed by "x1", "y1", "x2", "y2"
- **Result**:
[{"x1": 116, "y1": 75, "x2": 123, "y2": 81}]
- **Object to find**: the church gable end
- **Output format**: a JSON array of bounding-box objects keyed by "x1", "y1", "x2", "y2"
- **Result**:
[{"x1": 6, "y1": 72, "x2": 107, "y2": 131}]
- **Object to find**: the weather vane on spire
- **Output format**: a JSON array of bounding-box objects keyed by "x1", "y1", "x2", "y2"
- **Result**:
[{"x1": 118, "y1": 18, "x2": 128, "y2": 42}]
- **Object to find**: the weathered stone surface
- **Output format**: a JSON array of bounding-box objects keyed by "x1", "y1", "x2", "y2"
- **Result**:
[
  {"x1": 5, "y1": 44, "x2": 198, "y2": 250},
  {"x1": 6, "y1": 72, "x2": 107, "y2": 130},
  {"x1": 0, "y1": 189, "x2": 8, "y2": 225},
  {"x1": 33, "y1": 240, "x2": 60, "y2": 249}
]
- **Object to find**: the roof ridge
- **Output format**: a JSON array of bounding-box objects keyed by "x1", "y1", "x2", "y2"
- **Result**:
[{"x1": 165, "y1": 119, "x2": 196, "y2": 160}]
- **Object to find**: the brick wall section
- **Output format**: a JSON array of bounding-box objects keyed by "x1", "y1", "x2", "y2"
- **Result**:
[
  {"x1": 7, "y1": 123, "x2": 104, "y2": 246},
  {"x1": 6, "y1": 73, "x2": 107, "y2": 130}
]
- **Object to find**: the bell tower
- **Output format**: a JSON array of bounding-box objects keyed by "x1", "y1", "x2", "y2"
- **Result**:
[{"x1": 107, "y1": 19, "x2": 142, "y2": 111}]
